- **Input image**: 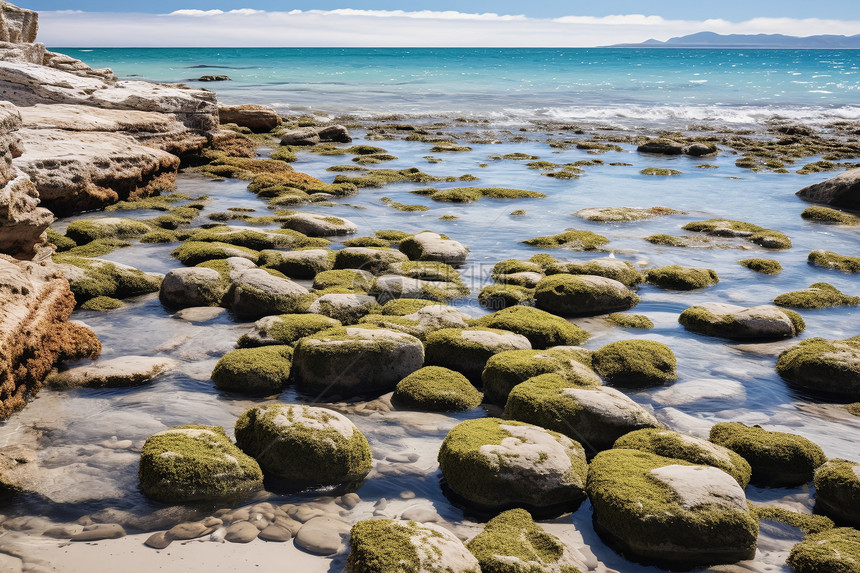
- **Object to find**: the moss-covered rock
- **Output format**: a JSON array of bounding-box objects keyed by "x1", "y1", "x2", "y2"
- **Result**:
[
  {"x1": 472, "y1": 306, "x2": 590, "y2": 349},
  {"x1": 65, "y1": 217, "x2": 151, "y2": 244},
  {"x1": 359, "y1": 304, "x2": 471, "y2": 340},
  {"x1": 227, "y1": 268, "x2": 315, "y2": 318},
  {"x1": 534, "y1": 274, "x2": 639, "y2": 317},
  {"x1": 139, "y1": 425, "x2": 263, "y2": 503},
  {"x1": 292, "y1": 327, "x2": 424, "y2": 394},
  {"x1": 370, "y1": 274, "x2": 468, "y2": 303},
  {"x1": 307, "y1": 293, "x2": 381, "y2": 324},
  {"x1": 679, "y1": 302, "x2": 804, "y2": 339},
  {"x1": 646, "y1": 265, "x2": 719, "y2": 290},
  {"x1": 56, "y1": 256, "x2": 162, "y2": 304},
  {"x1": 235, "y1": 404, "x2": 371, "y2": 486},
  {"x1": 587, "y1": 449, "x2": 758, "y2": 566},
  {"x1": 466, "y1": 509, "x2": 585, "y2": 573},
  {"x1": 573, "y1": 206, "x2": 682, "y2": 222},
  {"x1": 398, "y1": 231, "x2": 469, "y2": 265},
  {"x1": 739, "y1": 258, "x2": 783, "y2": 274},
  {"x1": 547, "y1": 258, "x2": 645, "y2": 288},
  {"x1": 478, "y1": 284, "x2": 534, "y2": 310},
  {"x1": 258, "y1": 248, "x2": 334, "y2": 279},
  {"x1": 438, "y1": 418, "x2": 588, "y2": 512},
  {"x1": 79, "y1": 296, "x2": 124, "y2": 311},
  {"x1": 640, "y1": 167, "x2": 682, "y2": 176},
  {"x1": 342, "y1": 236, "x2": 390, "y2": 248},
  {"x1": 787, "y1": 528, "x2": 860, "y2": 573},
  {"x1": 381, "y1": 298, "x2": 438, "y2": 316},
  {"x1": 280, "y1": 212, "x2": 358, "y2": 237},
  {"x1": 172, "y1": 241, "x2": 260, "y2": 266},
  {"x1": 492, "y1": 259, "x2": 543, "y2": 276},
  {"x1": 592, "y1": 340, "x2": 677, "y2": 387},
  {"x1": 159, "y1": 266, "x2": 228, "y2": 309},
  {"x1": 709, "y1": 422, "x2": 827, "y2": 487},
  {"x1": 614, "y1": 428, "x2": 752, "y2": 487},
  {"x1": 333, "y1": 167, "x2": 466, "y2": 188},
  {"x1": 392, "y1": 366, "x2": 482, "y2": 412},
  {"x1": 66, "y1": 238, "x2": 130, "y2": 258},
  {"x1": 751, "y1": 506, "x2": 834, "y2": 535},
  {"x1": 334, "y1": 247, "x2": 409, "y2": 275},
  {"x1": 211, "y1": 346, "x2": 293, "y2": 394},
  {"x1": 187, "y1": 226, "x2": 328, "y2": 250},
  {"x1": 237, "y1": 313, "x2": 341, "y2": 348},
  {"x1": 808, "y1": 250, "x2": 860, "y2": 273},
  {"x1": 481, "y1": 348, "x2": 599, "y2": 405},
  {"x1": 607, "y1": 313, "x2": 654, "y2": 329},
  {"x1": 801, "y1": 206, "x2": 860, "y2": 225},
  {"x1": 523, "y1": 230, "x2": 609, "y2": 250},
  {"x1": 682, "y1": 219, "x2": 791, "y2": 249},
  {"x1": 776, "y1": 336, "x2": 860, "y2": 399},
  {"x1": 424, "y1": 327, "x2": 532, "y2": 381},
  {"x1": 774, "y1": 282, "x2": 860, "y2": 309},
  {"x1": 412, "y1": 187, "x2": 545, "y2": 203},
  {"x1": 493, "y1": 271, "x2": 543, "y2": 288},
  {"x1": 347, "y1": 519, "x2": 480, "y2": 573},
  {"x1": 313, "y1": 268, "x2": 373, "y2": 293},
  {"x1": 814, "y1": 458, "x2": 860, "y2": 528},
  {"x1": 506, "y1": 375, "x2": 661, "y2": 452}
]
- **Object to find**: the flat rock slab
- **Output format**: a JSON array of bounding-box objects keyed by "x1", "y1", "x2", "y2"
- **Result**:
[
  {"x1": 280, "y1": 213, "x2": 357, "y2": 237},
  {"x1": 46, "y1": 356, "x2": 176, "y2": 388},
  {"x1": 70, "y1": 523, "x2": 126, "y2": 541}
]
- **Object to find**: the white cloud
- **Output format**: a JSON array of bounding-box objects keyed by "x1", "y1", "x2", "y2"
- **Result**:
[{"x1": 38, "y1": 9, "x2": 860, "y2": 47}]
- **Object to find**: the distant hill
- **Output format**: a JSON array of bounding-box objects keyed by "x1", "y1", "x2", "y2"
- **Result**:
[{"x1": 611, "y1": 31, "x2": 860, "y2": 49}]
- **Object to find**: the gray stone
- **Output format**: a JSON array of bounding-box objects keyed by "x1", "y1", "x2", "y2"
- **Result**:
[
  {"x1": 218, "y1": 104, "x2": 281, "y2": 133},
  {"x1": 796, "y1": 167, "x2": 860, "y2": 208},
  {"x1": 159, "y1": 267, "x2": 226, "y2": 309},
  {"x1": 166, "y1": 521, "x2": 210, "y2": 540},
  {"x1": 46, "y1": 356, "x2": 176, "y2": 388},
  {"x1": 398, "y1": 231, "x2": 469, "y2": 265},
  {"x1": 228, "y1": 268, "x2": 312, "y2": 319},
  {"x1": 307, "y1": 293, "x2": 378, "y2": 324},
  {"x1": 280, "y1": 212, "x2": 357, "y2": 237},
  {"x1": 294, "y1": 517, "x2": 349, "y2": 555}
]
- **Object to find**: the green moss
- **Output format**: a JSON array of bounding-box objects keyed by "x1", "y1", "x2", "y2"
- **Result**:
[
  {"x1": 333, "y1": 167, "x2": 469, "y2": 188},
  {"x1": 238, "y1": 314, "x2": 340, "y2": 348},
  {"x1": 68, "y1": 238, "x2": 130, "y2": 257},
  {"x1": 334, "y1": 247, "x2": 407, "y2": 274},
  {"x1": 682, "y1": 219, "x2": 792, "y2": 250},
  {"x1": 392, "y1": 366, "x2": 482, "y2": 411},
  {"x1": 347, "y1": 520, "x2": 467, "y2": 573},
  {"x1": 343, "y1": 236, "x2": 390, "y2": 248},
  {"x1": 492, "y1": 259, "x2": 543, "y2": 276},
  {"x1": 269, "y1": 146, "x2": 297, "y2": 162},
  {"x1": 79, "y1": 296, "x2": 124, "y2": 311},
  {"x1": 510, "y1": 210, "x2": 526, "y2": 216},
  {"x1": 776, "y1": 336, "x2": 860, "y2": 399},
  {"x1": 211, "y1": 346, "x2": 293, "y2": 393},
  {"x1": 478, "y1": 284, "x2": 535, "y2": 310},
  {"x1": 739, "y1": 258, "x2": 783, "y2": 274},
  {"x1": 65, "y1": 218, "x2": 151, "y2": 244},
  {"x1": 375, "y1": 229, "x2": 411, "y2": 241},
  {"x1": 709, "y1": 422, "x2": 827, "y2": 487},
  {"x1": 697, "y1": 164, "x2": 719, "y2": 169},
  {"x1": 380, "y1": 197, "x2": 430, "y2": 211},
  {"x1": 139, "y1": 425, "x2": 263, "y2": 503},
  {"x1": 472, "y1": 306, "x2": 590, "y2": 349},
  {"x1": 430, "y1": 143, "x2": 472, "y2": 152},
  {"x1": 412, "y1": 186, "x2": 545, "y2": 203},
  {"x1": 424, "y1": 327, "x2": 531, "y2": 381},
  {"x1": 797, "y1": 160, "x2": 840, "y2": 174},
  {"x1": 573, "y1": 206, "x2": 683, "y2": 222},
  {"x1": 533, "y1": 274, "x2": 640, "y2": 317},
  {"x1": 813, "y1": 458, "x2": 860, "y2": 527},
  {"x1": 751, "y1": 506, "x2": 833, "y2": 535},
  {"x1": 646, "y1": 234, "x2": 694, "y2": 247},
  {"x1": 587, "y1": 449, "x2": 758, "y2": 565},
  {"x1": 523, "y1": 230, "x2": 609, "y2": 250},
  {"x1": 171, "y1": 241, "x2": 260, "y2": 266},
  {"x1": 439, "y1": 214, "x2": 459, "y2": 220},
  {"x1": 104, "y1": 192, "x2": 191, "y2": 212},
  {"x1": 235, "y1": 404, "x2": 371, "y2": 485},
  {"x1": 380, "y1": 298, "x2": 437, "y2": 316},
  {"x1": 188, "y1": 226, "x2": 329, "y2": 250},
  {"x1": 640, "y1": 167, "x2": 682, "y2": 176},
  {"x1": 547, "y1": 259, "x2": 645, "y2": 287},
  {"x1": 491, "y1": 153, "x2": 540, "y2": 160},
  {"x1": 849, "y1": 403, "x2": 860, "y2": 416},
  {"x1": 607, "y1": 313, "x2": 654, "y2": 329},
  {"x1": 774, "y1": 282, "x2": 860, "y2": 309},
  {"x1": 646, "y1": 265, "x2": 719, "y2": 290},
  {"x1": 801, "y1": 206, "x2": 860, "y2": 225},
  {"x1": 46, "y1": 228, "x2": 76, "y2": 251},
  {"x1": 313, "y1": 269, "x2": 373, "y2": 292},
  {"x1": 467, "y1": 509, "x2": 578, "y2": 573},
  {"x1": 482, "y1": 349, "x2": 598, "y2": 405},
  {"x1": 258, "y1": 249, "x2": 335, "y2": 279},
  {"x1": 592, "y1": 340, "x2": 677, "y2": 387},
  {"x1": 808, "y1": 250, "x2": 860, "y2": 273},
  {"x1": 55, "y1": 255, "x2": 162, "y2": 303},
  {"x1": 614, "y1": 428, "x2": 751, "y2": 487},
  {"x1": 787, "y1": 528, "x2": 860, "y2": 573},
  {"x1": 529, "y1": 254, "x2": 559, "y2": 268},
  {"x1": 679, "y1": 304, "x2": 805, "y2": 339}
]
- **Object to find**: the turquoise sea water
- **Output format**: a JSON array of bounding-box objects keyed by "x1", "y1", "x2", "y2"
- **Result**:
[{"x1": 60, "y1": 47, "x2": 860, "y2": 127}]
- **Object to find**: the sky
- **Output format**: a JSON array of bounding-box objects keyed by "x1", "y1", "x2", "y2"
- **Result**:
[{"x1": 22, "y1": 1, "x2": 860, "y2": 47}]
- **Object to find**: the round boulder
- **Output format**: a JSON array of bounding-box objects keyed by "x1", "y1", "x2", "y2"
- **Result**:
[
  {"x1": 234, "y1": 404, "x2": 371, "y2": 486},
  {"x1": 438, "y1": 418, "x2": 588, "y2": 512},
  {"x1": 471, "y1": 306, "x2": 590, "y2": 349},
  {"x1": 280, "y1": 213, "x2": 357, "y2": 237},
  {"x1": 709, "y1": 422, "x2": 827, "y2": 487},
  {"x1": 424, "y1": 327, "x2": 532, "y2": 381},
  {"x1": 292, "y1": 327, "x2": 424, "y2": 394},
  {"x1": 679, "y1": 302, "x2": 804, "y2": 339},
  {"x1": 505, "y1": 375, "x2": 662, "y2": 452},
  {"x1": 592, "y1": 339, "x2": 678, "y2": 387},
  {"x1": 547, "y1": 257, "x2": 645, "y2": 287},
  {"x1": 645, "y1": 265, "x2": 719, "y2": 290},
  {"x1": 258, "y1": 248, "x2": 334, "y2": 279},
  {"x1": 211, "y1": 346, "x2": 292, "y2": 394},
  {"x1": 237, "y1": 314, "x2": 341, "y2": 348},
  {"x1": 587, "y1": 449, "x2": 758, "y2": 567},
  {"x1": 307, "y1": 293, "x2": 380, "y2": 324},
  {"x1": 787, "y1": 528, "x2": 860, "y2": 573},
  {"x1": 398, "y1": 231, "x2": 469, "y2": 266},
  {"x1": 776, "y1": 336, "x2": 860, "y2": 399},
  {"x1": 814, "y1": 458, "x2": 860, "y2": 527},
  {"x1": 159, "y1": 267, "x2": 227, "y2": 308},
  {"x1": 228, "y1": 268, "x2": 314, "y2": 318},
  {"x1": 392, "y1": 366, "x2": 482, "y2": 412},
  {"x1": 534, "y1": 274, "x2": 640, "y2": 317},
  {"x1": 139, "y1": 425, "x2": 263, "y2": 503}
]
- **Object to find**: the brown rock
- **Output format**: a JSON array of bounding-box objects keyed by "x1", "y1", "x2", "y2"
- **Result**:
[
  {"x1": 144, "y1": 531, "x2": 172, "y2": 549},
  {"x1": 166, "y1": 521, "x2": 210, "y2": 540},
  {"x1": 0, "y1": 2, "x2": 39, "y2": 44},
  {"x1": 70, "y1": 523, "x2": 126, "y2": 541},
  {"x1": 224, "y1": 521, "x2": 259, "y2": 543},
  {"x1": 218, "y1": 104, "x2": 281, "y2": 133},
  {"x1": 796, "y1": 167, "x2": 860, "y2": 209},
  {"x1": 258, "y1": 524, "x2": 292, "y2": 542},
  {"x1": 294, "y1": 517, "x2": 349, "y2": 555}
]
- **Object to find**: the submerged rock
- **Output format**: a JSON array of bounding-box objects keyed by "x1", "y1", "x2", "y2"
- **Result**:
[
  {"x1": 709, "y1": 422, "x2": 827, "y2": 487},
  {"x1": 348, "y1": 519, "x2": 480, "y2": 573},
  {"x1": 234, "y1": 404, "x2": 371, "y2": 486},
  {"x1": 139, "y1": 425, "x2": 263, "y2": 503},
  {"x1": 211, "y1": 346, "x2": 292, "y2": 394},
  {"x1": 438, "y1": 418, "x2": 588, "y2": 512},
  {"x1": 424, "y1": 327, "x2": 532, "y2": 381},
  {"x1": 46, "y1": 356, "x2": 175, "y2": 388},
  {"x1": 679, "y1": 302, "x2": 804, "y2": 339},
  {"x1": 534, "y1": 274, "x2": 640, "y2": 317},
  {"x1": 776, "y1": 336, "x2": 860, "y2": 399},
  {"x1": 587, "y1": 449, "x2": 758, "y2": 567}
]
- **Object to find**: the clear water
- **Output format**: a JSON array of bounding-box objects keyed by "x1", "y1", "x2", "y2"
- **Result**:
[{"x1": 2, "y1": 48, "x2": 860, "y2": 571}]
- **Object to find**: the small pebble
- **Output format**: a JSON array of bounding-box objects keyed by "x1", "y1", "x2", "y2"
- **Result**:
[
  {"x1": 385, "y1": 453, "x2": 419, "y2": 463},
  {"x1": 399, "y1": 490, "x2": 416, "y2": 500},
  {"x1": 337, "y1": 493, "x2": 360, "y2": 510}
]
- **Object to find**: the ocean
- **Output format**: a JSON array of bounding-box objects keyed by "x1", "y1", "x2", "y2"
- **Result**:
[{"x1": 61, "y1": 47, "x2": 860, "y2": 128}]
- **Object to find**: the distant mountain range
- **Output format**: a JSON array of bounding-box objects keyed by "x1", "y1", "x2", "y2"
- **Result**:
[{"x1": 611, "y1": 31, "x2": 860, "y2": 49}]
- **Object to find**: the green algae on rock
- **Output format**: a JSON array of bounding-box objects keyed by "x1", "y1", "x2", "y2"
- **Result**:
[
  {"x1": 424, "y1": 327, "x2": 532, "y2": 381},
  {"x1": 586, "y1": 449, "x2": 758, "y2": 567},
  {"x1": 478, "y1": 284, "x2": 535, "y2": 310},
  {"x1": 139, "y1": 425, "x2": 263, "y2": 503},
  {"x1": 645, "y1": 265, "x2": 719, "y2": 290},
  {"x1": 235, "y1": 404, "x2": 371, "y2": 486},
  {"x1": 682, "y1": 219, "x2": 792, "y2": 249},
  {"x1": 55, "y1": 255, "x2": 162, "y2": 304},
  {"x1": 592, "y1": 340, "x2": 677, "y2": 388},
  {"x1": 412, "y1": 187, "x2": 546, "y2": 203},
  {"x1": 313, "y1": 269, "x2": 374, "y2": 293},
  {"x1": 471, "y1": 306, "x2": 590, "y2": 349},
  {"x1": 801, "y1": 206, "x2": 860, "y2": 225},
  {"x1": 709, "y1": 422, "x2": 827, "y2": 487},
  {"x1": 534, "y1": 274, "x2": 640, "y2": 317},
  {"x1": 79, "y1": 296, "x2": 124, "y2": 311},
  {"x1": 607, "y1": 313, "x2": 654, "y2": 329},
  {"x1": 523, "y1": 230, "x2": 609, "y2": 250},
  {"x1": 211, "y1": 346, "x2": 293, "y2": 394},
  {"x1": 187, "y1": 226, "x2": 329, "y2": 251},
  {"x1": 614, "y1": 428, "x2": 752, "y2": 487},
  {"x1": 333, "y1": 247, "x2": 408, "y2": 275},
  {"x1": 739, "y1": 258, "x2": 783, "y2": 274},
  {"x1": 546, "y1": 258, "x2": 645, "y2": 287},
  {"x1": 505, "y1": 374, "x2": 661, "y2": 452},
  {"x1": 67, "y1": 238, "x2": 130, "y2": 258},
  {"x1": 438, "y1": 418, "x2": 588, "y2": 512},
  {"x1": 787, "y1": 527, "x2": 860, "y2": 573},
  {"x1": 65, "y1": 218, "x2": 151, "y2": 244},
  {"x1": 259, "y1": 248, "x2": 335, "y2": 279},
  {"x1": 172, "y1": 241, "x2": 260, "y2": 266},
  {"x1": 750, "y1": 506, "x2": 833, "y2": 535},
  {"x1": 849, "y1": 403, "x2": 860, "y2": 416},
  {"x1": 466, "y1": 508, "x2": 584, "y2": 573},
  {"x1": 808, "y1": 250, "x2": 860, "y2": 273},
  {"x1": 347, "y1": 519, "x2": 480, "y2": 573},
  {"x1": 392, "y1": 366, "x2": 482, "y2": 412},
  {"x1": 237, "y1": 313, "x2": 341, "y2": 348},
  {"x1": 381, "y1": 298, "x2": 438, "y2": 316},
  {"x1": 492, "y1": 259, "x2": 543, "y2": 276},
  {"x1": 774, "y1": 282, "x2": 860, "y2": 309},
  {"x1": 645, "y1": 234, "x2": 711, "y2": 248},
  {"x1": 640, "y1": 167, "x2": 682, "y2": 176},
  {"x1": 332, "y1": 167, "x2": 470, "y2": 188},
  {"x1": 814, "y1": 459, "x2": 860, "y2": 528},
  {"x1": 481, "y1": 348, "x2": 599, "y2": 405},
  {"x1": 776, "y1": 336, "x2": 860, "y2": 399},
  {"x1": 679, "y1": 302, "x2": 804, "y2": 339}
]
